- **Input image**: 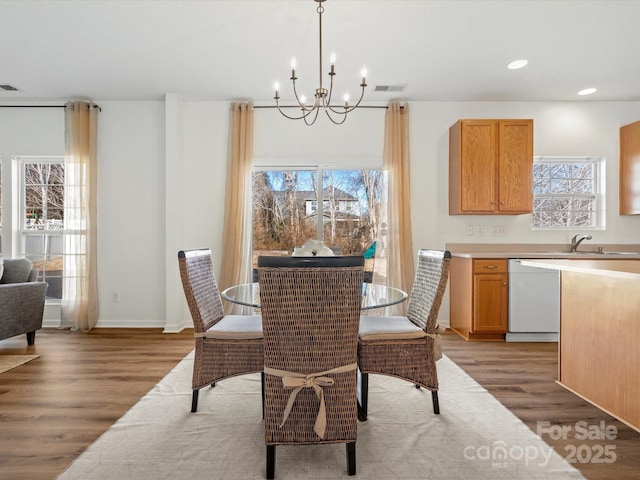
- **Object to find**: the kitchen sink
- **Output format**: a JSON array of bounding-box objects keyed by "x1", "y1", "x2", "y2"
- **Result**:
[
  {"x1": 539, "y1": 251, "x2": 639, "y2": 256},
  {"x1": 595, "y1": 251, "x2": 638, "y2": 255}
]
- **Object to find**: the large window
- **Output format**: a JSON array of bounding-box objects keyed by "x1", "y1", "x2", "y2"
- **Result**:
[
  {"x1": 20, "y1": 157, "x2": 65, "y2": 299},
  {"x1": 532, "y1": 156, "x2": 603, "y2": 229},
  {"x1": 252, "y1": 167, "x2": 383, "y2": 263},
  {"x1": 0, "y1": 158, "x2": 3, "y2": 255}
]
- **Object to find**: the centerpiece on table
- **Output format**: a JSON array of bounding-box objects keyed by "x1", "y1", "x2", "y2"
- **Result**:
[{"x1": 292, "y1": 239, "x2": 334, "y2": 257}]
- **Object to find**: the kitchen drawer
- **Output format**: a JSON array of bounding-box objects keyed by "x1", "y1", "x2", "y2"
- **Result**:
[{"x1": 473, "y1": 259, "x2": 507, "y2": 274}]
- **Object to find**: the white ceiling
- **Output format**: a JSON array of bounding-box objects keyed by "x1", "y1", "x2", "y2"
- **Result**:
[{"x1": 1, "y1": 0, "x2": 640, "y2": 104}]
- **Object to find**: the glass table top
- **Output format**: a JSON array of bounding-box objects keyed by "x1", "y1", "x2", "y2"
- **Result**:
[{"x1": 221, "y1": 282, "x2": 407, "y2": 311}]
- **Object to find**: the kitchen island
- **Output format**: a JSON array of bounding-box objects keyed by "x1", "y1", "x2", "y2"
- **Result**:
[{"x1": 521, "y1": 259, "x2": 640, "y2": 433}]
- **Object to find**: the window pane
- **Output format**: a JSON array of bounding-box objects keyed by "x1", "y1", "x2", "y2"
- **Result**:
[
  {"x1": 321, "y1": 170, "x2": 381, "y2": 255},
  {"x1": 252, "y1": 167, "x2": 383, "y2": 273},
  {"x1": 532, "y1": 157, "x2": 601, "y2": 229},
  {"x1": 23, "y1": 162, "x2": 65, "y2": 229},
  {"x1": 252, "y1": 170, "x2": 319, "y2": 259},
  {"x1": 0, "y1": 159, "x2": 3, "y2": 231}
]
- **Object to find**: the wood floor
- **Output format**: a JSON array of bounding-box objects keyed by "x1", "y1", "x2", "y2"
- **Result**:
[{"x1": 0, "y1": 328, "x2": 638, "y2": 480}]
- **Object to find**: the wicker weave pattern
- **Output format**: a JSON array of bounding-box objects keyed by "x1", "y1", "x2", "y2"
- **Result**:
[
  {"x1": 407, "y1": 252, "x2": 451, "y2": 333},
  {"x1": 259, "y1": 264, "x2": 364, "y2": 445},
  {"x1": 178, "y1": 250, "x2": 263, "y2": 392},
  {"x1": 358, "y1": 250, "x2": 450, "y2": 391}
]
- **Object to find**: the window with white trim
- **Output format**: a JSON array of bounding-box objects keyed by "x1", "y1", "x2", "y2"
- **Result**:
[
  {"x1": 0, "y1": 158, "x2": 3, "y2": 255},
  {"x1": 20, "y1": 156, "x2": 65, "y2": 300},
  {"x1": 532, "y1": 156, "x2": 604, "y2": 229},
  {"x1": 252, "y1": 166, "x2": 382, "y2": 257}
]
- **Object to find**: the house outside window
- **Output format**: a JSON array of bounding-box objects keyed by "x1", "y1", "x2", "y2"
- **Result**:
[
  {"x1": 252, "y1": 167, "x2": 382, "y2": 263},
  {"x1": 532, "y1": 156, "x2": 604, "y2": 229}
]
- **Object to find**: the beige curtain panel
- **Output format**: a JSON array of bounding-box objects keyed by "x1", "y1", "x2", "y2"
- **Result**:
[
  {"x1": 219, "y1": 102, "x2": 254, "y2": 314},
  {"x1": 61, "y1": 101, "x2": 99, "y2": 331},
  {"x1": 379, "y1": 101, "x2": 414, "y2": 311}
]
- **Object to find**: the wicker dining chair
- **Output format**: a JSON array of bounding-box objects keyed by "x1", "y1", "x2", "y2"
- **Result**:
[
  {"x1": 178, "y1": 248, "x2": 264, "y2": 413},
  {"x1": 357, "y1": 249, "x2": 451, "y2": 421},
  {"x1": 257, "y1": 255, "x2": 365, "y2": 479}
]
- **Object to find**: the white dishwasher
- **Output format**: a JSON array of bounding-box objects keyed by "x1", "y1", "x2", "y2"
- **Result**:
[{"x1": 506, "y1": 259, "x2": 560, "y2": 342}]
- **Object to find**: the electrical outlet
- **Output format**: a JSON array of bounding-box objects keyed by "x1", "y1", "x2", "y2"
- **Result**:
[
  {"x1": 475, "y1": 225, "x2": 485, "y2": 237},
  {"x1": 111, "y1": 291, "x2": 119, "y2": 303},
  {"x1": 465, "y1": 225, "x2": 474, "y2": 236},
  {"x1": 492, "y1": 225, "x2": 506, "y2": 237}
]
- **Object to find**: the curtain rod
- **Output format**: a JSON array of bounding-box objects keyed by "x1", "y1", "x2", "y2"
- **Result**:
[
  {"x1": 0, "y1": 104, "x2": 101, "y2": 111},
  {"x1": 253, "y1": 105, "x2": 401, "y2": 109}
]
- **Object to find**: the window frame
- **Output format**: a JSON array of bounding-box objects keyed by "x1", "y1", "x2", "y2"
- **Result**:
[
  {"x1": 18, "y1": 155, "x2": 66, "y2": 301},
  {"x1": 531, "y1": 155, "x2": 605, "y2": 230}
]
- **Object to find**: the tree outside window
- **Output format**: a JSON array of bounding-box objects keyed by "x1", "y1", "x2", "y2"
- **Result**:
[
  {"x1": 252, "y1": 167, "x2": 383, "y2": 273},
  {"x1": 22, "y1": 159, "x2": 65, "y2": 299},
  {"x1": 532, "y1": 157, "x2": 602, "y2": 229}
]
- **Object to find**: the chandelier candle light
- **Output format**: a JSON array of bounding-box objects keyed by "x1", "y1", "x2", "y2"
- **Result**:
[{"x1": 273, "y1": 0, "x2": 367, "y2": 125}]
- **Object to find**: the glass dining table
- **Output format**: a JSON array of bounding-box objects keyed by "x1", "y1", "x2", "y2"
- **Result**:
[{"x1": 221, "y1": 282, "x2": 408, "y2": 311}]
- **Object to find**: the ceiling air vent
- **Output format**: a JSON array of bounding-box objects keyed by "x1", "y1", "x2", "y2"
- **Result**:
[
  {"x1": 374, "y1": 84, "x2": 406, "y2": 92},
  {"x1": 0, "y1": 84, "x2": 20, "y2": 91}
]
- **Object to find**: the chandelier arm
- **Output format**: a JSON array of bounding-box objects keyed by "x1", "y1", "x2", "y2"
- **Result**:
[
  {"x1": 324, "y1": 70, "x2": 335, "y2": 107},
  {"x1": 303, "y1": 106, "x2": 321, "y2": 126},
  {"x1": 324, "y1": 108, "x2": 348, "y2": 125},
  {"x1": 276, "y1": 100, "x2": 321, "y2": 121},
  {"x1": 326, "y1": 85, "x2": 366, "y2": 115},
  {"x1": 291, "y1": 79, "x2": 317, "y2": 112}
]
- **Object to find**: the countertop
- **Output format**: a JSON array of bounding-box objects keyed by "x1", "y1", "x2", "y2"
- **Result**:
[
  {"x1": 520, "y1": 258, "x2": 640, "y2": 280},
  {"x1": 445, "y1": 243, "x2": 640, "y2": 260}
]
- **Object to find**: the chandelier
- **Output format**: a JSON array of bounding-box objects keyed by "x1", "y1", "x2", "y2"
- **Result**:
[{"x1": 273, "y1": 0, "x2": 367, "y2": 125}]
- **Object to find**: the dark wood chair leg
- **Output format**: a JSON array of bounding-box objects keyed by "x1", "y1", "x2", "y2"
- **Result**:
[
  {"x1": 357, "y1": 371, "x2": 368, "y2": 421},
  {"x1": 346, "y1": 442, "x2": 356, "y2": 476},
  {"x1": 432, "y1": 390, "x2": 440, "y2": 414},
  {"x1": 266, "y1": 445, "x2": 275, "y2": 479},
  {"x1": 191, "y1": 390, "x2": 199, "y2": 413},
  {"x1": 26, "y1": 331, "x2": 35, "y2": 345}
]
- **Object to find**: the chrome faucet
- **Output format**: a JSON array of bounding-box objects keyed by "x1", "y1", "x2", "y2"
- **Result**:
[{"x1": 570, "y1": 233, "x2": 592, "y2": 253}]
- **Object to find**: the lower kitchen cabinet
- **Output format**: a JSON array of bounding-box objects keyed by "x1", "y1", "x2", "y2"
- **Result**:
[{"x1": 450, "y1": 257, "x2": 508, "y2": 341}]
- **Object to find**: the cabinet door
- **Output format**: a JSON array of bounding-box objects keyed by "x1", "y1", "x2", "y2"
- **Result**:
[
  {"x1": 620, "y1": 120, "x2": 640, "y2": 215},
  {"x1": 459, "y1": 120, "x2": 497, "y2": 213},
  {"x1": 498, "y1": 120, "x2": 533, "y2": 213},
  {"x1": 473, "y1": 273, "x2": 508, "y2": 332}
]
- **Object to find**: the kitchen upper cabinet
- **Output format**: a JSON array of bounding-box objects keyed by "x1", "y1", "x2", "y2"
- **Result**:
[
  {"x1": 449, "y1": 119, "x2": 533, "y2": 215},
  {"x1": 620, "y1": 120, "x2": 640, "y2": 215}
]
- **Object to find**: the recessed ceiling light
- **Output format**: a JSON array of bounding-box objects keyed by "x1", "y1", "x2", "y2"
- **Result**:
[
  {"x1": 507, "y1": 59, "x2": 528, "y2": 70},
  {"x1": 578, "y1": 88, "x2": 597, "y2": 96}
]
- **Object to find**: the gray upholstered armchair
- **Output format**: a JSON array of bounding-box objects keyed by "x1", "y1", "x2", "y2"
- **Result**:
[{"x1": 0, "y1": 258, "x2": 48, "y2": 345}]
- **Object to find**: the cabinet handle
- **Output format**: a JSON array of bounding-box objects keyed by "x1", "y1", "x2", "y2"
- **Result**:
[
  {"x1": 500, "y1": 201, "x2": 505, "y2": 205},
  {"x1": 484, "y1": 265, "x2": 498, "y2": 269},
  {"x1": 503, "y1": 282, "x2": 507, "y2": 286}
]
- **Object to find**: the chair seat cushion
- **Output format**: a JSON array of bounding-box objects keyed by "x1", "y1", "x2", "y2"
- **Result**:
[
  {"x1": 204, "y1": 315, "x2": 263, "y2": 339},
  {"x1": 359, "y1": 315, "x2": 426, "y2": 341}
]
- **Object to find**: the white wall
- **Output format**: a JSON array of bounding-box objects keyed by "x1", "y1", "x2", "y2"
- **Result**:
[
  {"x1": 410, "y1": 102, "x2": 640, "y2": 252},
  {"x1": 2, "y1": 99, "x2": 640, "y2": 329}
]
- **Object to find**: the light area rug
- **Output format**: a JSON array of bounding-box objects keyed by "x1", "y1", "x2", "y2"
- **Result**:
[
  {"x1": 56, "y1": 352, "x2": 585, "y2": 480},
  {"x1": 0, "y1": 354, "x2": 39, "y2": 374}
]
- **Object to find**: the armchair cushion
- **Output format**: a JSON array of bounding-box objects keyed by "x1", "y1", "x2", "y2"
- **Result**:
[
  {"x1": 202, "y1": 315, "x2": 263, "y2": 340},
  {"x1": 359, "y1": 315, "x2": 426, "y2": 341},
  {"x1": 1, "y1": 258, "x2": 35, "y2": 284}
]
